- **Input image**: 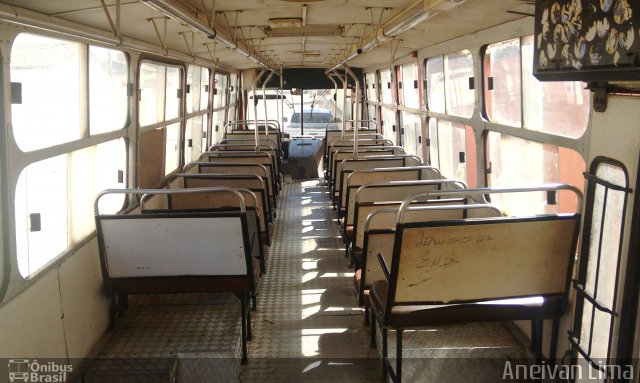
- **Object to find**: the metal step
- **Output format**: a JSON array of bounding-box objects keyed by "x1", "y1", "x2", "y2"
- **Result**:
[{"x1": 84, "y1": 294, "x2": 242, "y2": 383}]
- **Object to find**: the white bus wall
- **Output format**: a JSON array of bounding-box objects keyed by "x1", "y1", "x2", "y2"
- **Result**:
[{"x1": 0, "y1": 238, "x2": 109, "y2": 360}]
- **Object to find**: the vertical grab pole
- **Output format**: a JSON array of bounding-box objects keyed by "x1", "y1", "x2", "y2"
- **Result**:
[
  {"x1": 343, "y1": 65, "x2": 360, "y2": 158},
  {"x1": 262, "y1": 71, "x2": 275, "y2": 140},
  {"x1": 276, "y1": 74, "x2": 281, "y2": 135},
  {"x1": 326, "y1": 73, "x2": 338, "y2": 124},
  {"x1": 332, "y1": 71, "x2": 348, "y2": 139},
  {"x1": 279, "y1": 66, "x2": 284, "y2": 135},
  {"x1": 252, "y1": 69, "x2": 267, "y2": 152}
]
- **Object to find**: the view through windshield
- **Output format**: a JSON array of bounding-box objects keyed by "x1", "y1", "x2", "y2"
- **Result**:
[{"x1": 247, "y1": 88, "x2": 351, "y2": 137}]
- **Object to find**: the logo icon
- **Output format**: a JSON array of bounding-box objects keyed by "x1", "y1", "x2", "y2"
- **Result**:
[{"x1": 8, "y1": 359, "x2": 30, "y2": 382}]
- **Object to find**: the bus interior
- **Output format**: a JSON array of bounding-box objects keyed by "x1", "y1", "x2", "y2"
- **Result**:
[{"x1": 0, "y1": 0, "x2": 639, "y2": 382}]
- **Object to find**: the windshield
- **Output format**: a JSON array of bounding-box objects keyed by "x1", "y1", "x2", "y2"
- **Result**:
[
  {"x1": 247, "y1": 88, "x2": 350, "y2": 137},
  {"x1": 290, "y1": 112, "x2": 333, "y2": 124}
]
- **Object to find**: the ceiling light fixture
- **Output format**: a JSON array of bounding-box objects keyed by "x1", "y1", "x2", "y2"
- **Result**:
[
  {"x1": 269, "y1": 17, "x2": 303, "y2": 28},
  {"x1": 383, "y1": 0, "x2": 437, "y2": 38},
  {"x1": 142, "y1": 0, "x2": 216, "y2": 39}
]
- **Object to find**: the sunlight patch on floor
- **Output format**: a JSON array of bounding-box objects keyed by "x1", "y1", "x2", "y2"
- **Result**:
[
  {"x1": 301, "y1": 328, "x2": 349, "y2": 356},
  {"x1": 320, "y1": 272, "x2": 355, "y2": 278}
]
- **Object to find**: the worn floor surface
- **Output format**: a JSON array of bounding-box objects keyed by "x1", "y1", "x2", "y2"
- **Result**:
[{"x1": 240, "y1": 179, "x2": 529, "y2": 382}]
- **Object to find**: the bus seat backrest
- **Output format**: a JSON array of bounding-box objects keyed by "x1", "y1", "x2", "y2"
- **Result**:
[{"x1": 392, "y1": 215, "x2": 579, "y2": 303}]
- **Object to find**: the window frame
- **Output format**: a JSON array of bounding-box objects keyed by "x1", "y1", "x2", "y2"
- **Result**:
[
  {"x1": 137, "y1": 59, "x2": 185, "y2": 180},
  {"x1": 185, "y1": 64, "x2": 211, "y2": 163},
  {"x1": 7, "y1": 32, "x2": 131, "y2": 284}
]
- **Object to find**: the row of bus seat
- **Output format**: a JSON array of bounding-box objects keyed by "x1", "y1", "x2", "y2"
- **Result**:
[
  {"x1": 324, "y1": 138, "x2": 583, "y2": 383},
  {"x1": 94, "y1": 124, "x2": 284, "y2": 363}
]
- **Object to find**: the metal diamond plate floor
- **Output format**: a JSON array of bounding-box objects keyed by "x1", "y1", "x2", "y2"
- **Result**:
[
  {"x1": 84, "y1": 293, "x2": 242, "y2": 383},
  {"x1": 239, "y1": 179, "x2": 380, "y2": 382}
]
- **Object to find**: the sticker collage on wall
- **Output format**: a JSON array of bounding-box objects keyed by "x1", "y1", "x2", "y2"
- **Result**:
[{"x1": 535, "y1": 0, "x2": 638, "y2": 79}]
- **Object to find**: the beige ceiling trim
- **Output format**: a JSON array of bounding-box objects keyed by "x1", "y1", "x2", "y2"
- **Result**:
[{"x1": 49, "y1": 1, "x2": 138, "y2": 17}]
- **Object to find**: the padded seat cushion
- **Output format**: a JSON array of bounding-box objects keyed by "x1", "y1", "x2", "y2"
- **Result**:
[
  {"x1": 345, "y1": 225, "x2": 354, "y2": 239},
  {"x1": 352, "y1": 248, "x2": 362, "y2": 266},
  {"x1": 369, "y1": 280, "x2": 562, "y2": 329},
  {"x1": 353, "y1": 269, "x2": 370, "y2": 307}
]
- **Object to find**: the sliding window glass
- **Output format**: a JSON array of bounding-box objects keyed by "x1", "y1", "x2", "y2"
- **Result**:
[
  {"x1": 212, "y1": 110, "x2": 227, "y2": 145},
  {"x1": 401, "y1": 113, "x2": 421, "y2": 158},
  {"x1": 425, "y1": 56, "x2": 445, "y2": 113},
  {"x1": 427, "y1": 117, "x2": 439, "y2": 168},
  {"x1": 382, "y1": 108, "x2": 397, "y2": 145},
  {"x1": 15, "y1": 139, "x2": 126, "y2": 277},
  {"x1": 228, "y1": 73, "x2": 238, "y2": 123},
  {"x1": 214, "y1": 73, "x2": 229, "y2": 109},
  {"x1": 139, "y1": 63, "x2": 165, "y2": 126},
  {"x1": 11, "y1": 34, "x2": 82, "y2": 151},
  {"x1": 185, "y1": 115, "x2": 207, "y2": 162},
  {"x1": 165, "y1": 67, "x2": 180, "y2": 121},
  {"x1": 521, "y1": 35, "x2": 589, "y2": 138},
  {"x1": 15, "y1": 155, "x2": 68, "y2": 276},
  {"x1": 429, "y1": 120, "x2": 476, "y2": 187},
  {"x1": 445, "y1": 50, "x2": 474, "y2": 118},
  {"x1": 401, "y1": 63, "x2": 420, "y2": 109},
  {"x1": 229, "y1": 73, "x2": 238, "y2": 106},
  {"x1": 138, "y1": 61, "x2": 183, "y2": 181},
  {"x1": 365, "y1": 72, "x2": 378, "y2": 102},
  {"x1": 483, "y1": 36, "x2": 590, "y2": 137},
  {"x1": 380, "y1": 69, "x2": 393, "y2": 105},
  {"x1": 186, "y1": 65, "x2": 206, "y2": 113},
  {"x1": 484, "y1": 38, "x2": 521, "y2": 127},
  {"x1": 487, "y1": 132, "x2": 585, "y2": 215},
  {"x1": 367, "y1": 105, "x2": 378, "y2": 127},
  {"x1": 165, "y1": 123, "x2": 181, "y2": 174},
  {"x1": 185, "y1": 65, "x2": 210, "y2": 163},
  {"x1": 89, "y1": 46, "x2": 128, "y2": 134}
]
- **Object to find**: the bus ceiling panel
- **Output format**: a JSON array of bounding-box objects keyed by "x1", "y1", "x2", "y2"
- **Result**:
[
  {"x1": 264, "y1": 0, "x2": 347, "y2": 5},
  {"x1": 185, "y1": 0, "x2": 267, "y2": 12},
  {"x1": 0, "y1": 0, "x2": 141, "y2": 16},
  {"x1": 404, "y1": 0, "x2": 523, "y2": 46},
  {"x1": 327, "y1": 0, "x2": 524, "y2": 69}
]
